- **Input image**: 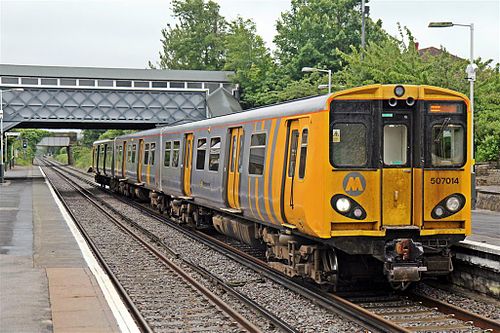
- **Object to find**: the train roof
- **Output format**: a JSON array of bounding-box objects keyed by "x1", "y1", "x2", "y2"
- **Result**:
[{"x1": 117, "y1": 94, "x2": 331, "y2": 139}]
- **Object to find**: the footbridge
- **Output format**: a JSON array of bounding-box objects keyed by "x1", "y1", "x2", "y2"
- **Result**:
[{"x1": 0, "y1": 64, "x2": 241, "y2": 132}]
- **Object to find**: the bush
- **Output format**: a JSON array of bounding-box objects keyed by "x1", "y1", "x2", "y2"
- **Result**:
[{"x1": 476, "y1": 135, "x2": 500, "y2": 162}]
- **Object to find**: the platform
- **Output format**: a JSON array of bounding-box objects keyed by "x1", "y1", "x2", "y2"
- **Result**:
[
  {"x1": 468, "y1": 209, "x2": 500, "y2": 247},
  {"x1": 0, "y1": 165, "x2": 122, "y2": 332}
]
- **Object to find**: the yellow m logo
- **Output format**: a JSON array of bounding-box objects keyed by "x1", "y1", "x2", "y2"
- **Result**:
[{"x1": 345, "y1": 177, "x2": 364, "y2": 192}]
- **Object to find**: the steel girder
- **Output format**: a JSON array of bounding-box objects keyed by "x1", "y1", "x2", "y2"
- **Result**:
[{"x1": 0, "y1": 88, "x2": 207, "y2": 131}]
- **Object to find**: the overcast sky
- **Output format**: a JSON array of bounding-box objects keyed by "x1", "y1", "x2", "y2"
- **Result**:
[{"x1": 0, "y1": 0, "x2": 498, "y2": 69}]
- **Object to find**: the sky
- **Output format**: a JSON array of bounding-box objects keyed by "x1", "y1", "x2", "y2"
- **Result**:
[{"x1": 0, "y1": 0, "x2": 498, "y2": 69}]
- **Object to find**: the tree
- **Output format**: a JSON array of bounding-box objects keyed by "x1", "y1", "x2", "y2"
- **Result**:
[
  {"x1": 12, "y1": 129, "x2": 50, "y2": 164},
  {"x1": 81, "y1": 129, "x2": 105, "y2": 146},
  {"x1": 273, "y1": 0, "x2": 388, "y2": 80},
  {"x1": 224, "y1": 17, "x2": 276, "y2": 108},
  {"x1": 155, "y1": 0, "x2": 226, "y2": 70},
  {"x1": 98, "y1": 129, "x2": 136, "y2": 140}
]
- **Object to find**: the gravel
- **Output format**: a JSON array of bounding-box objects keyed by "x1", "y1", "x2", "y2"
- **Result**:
[
  {"x1": 46, "y1": 163, "x2": 366, "y2": 333},
  {"x1": 414, "y1": 282, "x2": 500, "y2": 321},
  {"x1": 43, "y1": 165, "x2": 249, "y2": 333}
]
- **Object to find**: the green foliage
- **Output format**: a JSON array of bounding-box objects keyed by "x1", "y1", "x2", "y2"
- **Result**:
[
  {"x1": 98, "y1": 129, "x2": 136, "y2": 140},
  {"x1": 224, "y1": 17, "x2": 276, "y2": 108},
  {"x1": 476, "y1": 135, "x2": 500, "y2": 162},
  {"x1": 273, "y1": 0, "x2": 388, "y2": 80},
  {"x1": 151, "y1": 2, "x2": 500, "y2": 162},
  {"x1": 81, "y1": 129, "x2": 105, "y2": 146},
  {"x1": 11, "y1": 129, "x2": 50, "y2": 165},
  {"x1": 475, "y1": 63, "x2": 500, "y2": 162},
  {"x1": 54, "y1": 152, "x2": 68, "y2": 164},
  {"x1": 71, "y1": 146, "x2": 93, "y2": 170},
  {"x1": 155, "y1": 0, "x2": 226, "y2": 70}
]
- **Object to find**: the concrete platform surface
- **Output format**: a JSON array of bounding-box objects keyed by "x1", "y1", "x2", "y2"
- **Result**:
[
  {"x1": 469, "y1": 209, "x2": 500, "y2": 247},
  {"x1": 1, "y1": 165, "x2": 120, "y2": 333}
]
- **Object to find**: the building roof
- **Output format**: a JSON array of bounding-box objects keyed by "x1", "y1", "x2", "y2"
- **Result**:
[
  {"x1": 418, "y1": 47, "x2": 462, "y2": 60},
  {"x1": 0, "y1": 64, "x2": 234, "y2": 82}
]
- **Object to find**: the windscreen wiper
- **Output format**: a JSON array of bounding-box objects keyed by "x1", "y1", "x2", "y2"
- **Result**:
[{"x1": 433, "y1": 117, "x2": 451, "y2": 143}]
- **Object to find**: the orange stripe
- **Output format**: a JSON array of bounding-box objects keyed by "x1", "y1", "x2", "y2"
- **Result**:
[
  {"x1": 247, "y1": 177, "x2": 254, "y2": 217},
  {"x1": 255, "y1": 177, "x2": 264, "y2": 220},
  {"x1": 264, "y1": 120, "x2": 276, "y2": 223}
]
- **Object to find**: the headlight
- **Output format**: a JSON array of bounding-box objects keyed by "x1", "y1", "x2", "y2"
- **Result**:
[
  {"x1": 336, "y1": 198, "x2": 351, "y2": 212},
  {"x1": 434, "y1": 206, "x2": 444, "y2": 217},
  {"x1": 394, "y1": 85, "x2": 405, "y2": 97},
  {"x1": 446, "y1": 196, "x2": 461, "y2": 212}
]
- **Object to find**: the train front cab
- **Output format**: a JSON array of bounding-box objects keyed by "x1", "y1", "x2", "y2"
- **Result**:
[{"x1": 326, "y1": 85, "x2": 471, "y2": 286}]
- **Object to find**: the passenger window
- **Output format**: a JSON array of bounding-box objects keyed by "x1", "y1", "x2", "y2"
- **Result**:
[
  {"x1": 238, "y1": 134, "x2": 244, "y2": 172},
  {"x1": 106, "y1": 145, "x2": 112, "y2": 168},
  {"x1": 196, "y1": 138, "x2": 207, "y2": 170},
  {"x1": 299, "y1": 129, "x2": 308, "y2": 179},
  {"x1": 249, "y1": 133, "x2": 266, "y2": 175},
  {"x1": 384, "y1": 124, "x2": 407, "y2": 166},
  {"x1": 288, "y1": 130, "x2": 299, "y2": 177},
  {"x1": 432, "y1": 124, "x2": 464, "y2": 166},
  {"x1": 230, "y1": 135, "x2": 237, "y2": 172},
  {"x1": 127, "y1": 145, "x2": 131, "y2": 162},
  {"x1": 99, "y1": 145, "x2": 104, "y2": 164},
  {"x1": 209, "y1": 137, "x2": 221, "y2": 171},
  {"x1": 331, "y1": 123, "x2": 367, "y2": 167},
  {"x1": 164, "y1": 142, "x2": 172, "y2": 167},
  {"x1": 172, "y1": 141, "x2": 180, "y2": 167},
  {"x1": 132, "y1": 144, "x2": 137, "y2": 163},
  {"x1": 150, "y1": 143, "x2": 156, "y2": 165},
  {"x1": 118, "y1": 146, "x2": 122, "y2": 165},
  {"x1": 144, "y1": 143, "x2": 150, "y2": 165}
]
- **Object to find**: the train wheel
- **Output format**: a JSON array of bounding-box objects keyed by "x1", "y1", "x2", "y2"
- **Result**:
[
  {"x1": 390, "y1": 281, "x2": 412, "y2": 291},
  {"x1": 322, "y1": 249, "x2": 339, "y2": 287}
]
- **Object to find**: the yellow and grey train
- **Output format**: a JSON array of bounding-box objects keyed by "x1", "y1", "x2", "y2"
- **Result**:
[{"x1": 93, "y1": 84, "x2": 472, "y2": 288}]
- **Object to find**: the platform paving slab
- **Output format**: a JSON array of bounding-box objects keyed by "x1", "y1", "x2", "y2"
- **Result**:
[{"x1": 1, "y1": 165, "x2": 119, "y2": 333}]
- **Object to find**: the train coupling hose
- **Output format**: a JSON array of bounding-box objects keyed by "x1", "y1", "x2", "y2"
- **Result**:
[{"x1": 384, "y1": 238, "x2": 427, "y2": 282}]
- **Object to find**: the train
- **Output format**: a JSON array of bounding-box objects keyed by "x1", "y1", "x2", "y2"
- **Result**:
[{"x1": 93, "y1": 84, "x2": 472, "y2": 289}]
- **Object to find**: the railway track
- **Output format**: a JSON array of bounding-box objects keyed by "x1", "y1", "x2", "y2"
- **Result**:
[
  {"x1": 42, "y1": 159, "x2": 500, "y2": 333},
  {"x1": 343, "y1": 291, "x2": 500, "y2": 332},
  {"x1": 39, "y1": 159, "x2": 270, "y2": 333}
]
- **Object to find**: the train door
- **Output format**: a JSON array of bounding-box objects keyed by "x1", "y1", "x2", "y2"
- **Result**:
[
  {"x1": 227, "y1": 127, "x2": 243, "y2": 208},
  {"x1": 122, "y1": 141, "x2": 127, "y2": 178},
  {"x1": 381, "y1": 112, "x2": 412, "y2": 226},
  {"x1": 283, "y1": 119, "x2": 308, "y2": 226},
  {"x1": 137, "y1": 139, "x2": 144, "y2": 183},
  {"x1": 183, "y1": 133, "x2": 194, "y2": 196},
  {"x1": 115, "y1": 143, "x2": 121, "y2": 176},
  {"x1": 94, "y1": 145, "x2": 99, "y2": 173}
]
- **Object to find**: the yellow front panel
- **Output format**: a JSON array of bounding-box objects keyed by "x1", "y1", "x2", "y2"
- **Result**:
[
  {"x1": 382, "y1": 168, "x2": 412, "y2": 225},
  {"x1": 328, "y1": 170, "x2": 382, "y2": 234},
  {"x1": 422, "y1": 169, "x2": 471, "y2": 234}
]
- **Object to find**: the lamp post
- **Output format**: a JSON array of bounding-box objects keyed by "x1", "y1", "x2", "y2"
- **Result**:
[
  {"x1": 302, "y1": 67, "x2": 332, "y2": 93},
  {"x1": 1, "y1": 88, "x2": 24, "y2": 183}
]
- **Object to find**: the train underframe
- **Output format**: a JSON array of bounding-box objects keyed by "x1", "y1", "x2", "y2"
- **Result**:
[{"x1": 105, "y1": 177, "x2": 460, "y2": 290}]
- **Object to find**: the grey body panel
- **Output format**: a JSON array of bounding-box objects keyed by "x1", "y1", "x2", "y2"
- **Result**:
[{"x1": 105, "y1": 95, "x2": 329, "y2": 221}]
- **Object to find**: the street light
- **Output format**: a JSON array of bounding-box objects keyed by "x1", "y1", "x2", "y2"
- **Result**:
[
  {"x1": 302, "y1": 67, "x2": 332, "y2": 94},
  {"x1": 1, "y1": 88, "x2": 24, "y2": 183}
]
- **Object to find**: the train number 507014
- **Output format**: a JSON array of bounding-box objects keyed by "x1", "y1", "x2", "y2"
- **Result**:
[{"x1": 430, "y1": 177, "x2": 459, "y2": 185}]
